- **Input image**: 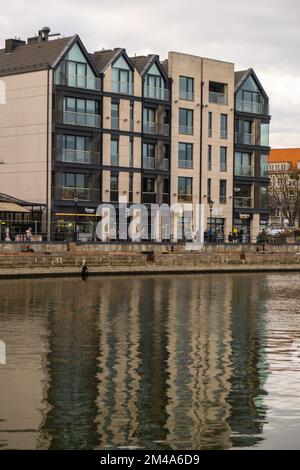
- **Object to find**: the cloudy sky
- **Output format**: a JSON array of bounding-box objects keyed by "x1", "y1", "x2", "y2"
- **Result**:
[{"x1": 1, "y1": 0, "x2": 299, "y2": 147}]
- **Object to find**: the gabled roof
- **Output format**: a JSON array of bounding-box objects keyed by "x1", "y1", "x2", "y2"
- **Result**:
[
  {"x1": 91, "y1": 48, "x2": 122, "y2": 73},
  {"x1": 130, "y1": 54, "x2": 155, "y2": 75},
  {"x1": 234, "y1": 67, "x2": 268, "y2": 101},
  {"x1": 0, "y1": 36, "x2": 75, "y2": 76}
]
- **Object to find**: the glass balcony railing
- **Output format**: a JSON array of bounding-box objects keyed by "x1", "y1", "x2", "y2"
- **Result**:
[
  {"x1": 143, "y1": 157, "x2": 155, "y2": 169},
  {"x1": 62, "y1": 111, "x2": 101, "y2": 128},
  {"x1": 235, "y1": 165, "x2": 253, "y2": 177},
  {"x1": 55, "y1": 72, "x2": 101, "y2": 91},
  {"x1": 111, "y1": 117, "x2": 120, "y2": 129},
  {"x1": 220, "y1": 130, "x2": 228, "y2": 139},
  {"x1": 110, "y1": 154, "x2": 119, "y2": 166},
  {"x1": 55, "y1": 186, "x2": 95, "y2": 201},
  {"x1": 144, "y1": 86, "x2": 169, "y2": 101},
  {"x1": 111, "y1": 80, "x2": 133, "y2": 95},
  {"x1": 54, "y1": 148, "x2": 99, "y2": 165},
  {"x1": 209, "y1": 92, "x2": 227, "y2": 105},
  {"x1": 235, "y1": 132, "x2": 255, "y2": 145},
  {"x1": 179, "y1": 90, "x2": 194, "y2": 101},
  {"x1": 178, "y1": 159, "x2": 193, "y2": 169},
  {"x1": 236, "y1": 100, "x2": 268, "y2": 115},
  {"x1": 179, "y1": 125, "x2": 193, "y2": 135},
  {"x1": 143, "y1": 122, "x2": 170, "y2": 136},
  {"x1": 234, "y1": 196, "x2": 253, "y2": 208},
  {"x1": 219, "y1": 195, "x2": 227, "y2": 204}
]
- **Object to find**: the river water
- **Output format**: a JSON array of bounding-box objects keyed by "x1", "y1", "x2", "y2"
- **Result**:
[{"x1": 0, "y1": 273, "x2": 300, "y2": 450}]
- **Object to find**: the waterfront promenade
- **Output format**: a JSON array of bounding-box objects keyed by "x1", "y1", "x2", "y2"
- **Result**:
[{"x1": 1, "y1": 242, "x2": 300, "y2": 278}]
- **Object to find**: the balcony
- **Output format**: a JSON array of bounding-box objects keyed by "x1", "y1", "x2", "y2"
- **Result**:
[
  {"x1": 236, "y1": 100, "x2": 268, "y2": 115},
  {"x1": 219, "y1": 195, "x2": 227, "y2": 204},
  {"x1": 54, "y1": 186, "x2": 97, "y2": 201},
  {"x1": 110, "y1": 154, "x2": 119, "y2": 166},
  {"x1": 111, "y1": 117, "x2": 120, "y2": 130},
  {"x1": 178, "y1": 194, "x2": 193, "y2": 202},
  {"x1": 234, "y1": 196, "x2": 253, "y2": 208},
  {"x1": 209, "y1": 92, "x2": 227, "y2": 105},
  {"x1": 55, "y1": 72, "x2": 101, "y2": 91},
  {"x1": 143, "y1": 122, "x2": 170, "y2": 136},
  {"x1": 62, "y1": 111, "x2": 101, "y2": 128},
  {"x1": 179, "y1": 125, "x2": 193, "y2": 135},
  {"x1": 235, "y1": 165, "x2": 253, "y2": 177},
  {"x1": 178, "y1": 159, "x2": 193, "y2": 169},
  {"x1": 220, "y1": 130, "x2": 228, "y2": 139},
  {"x1": 111, "y1": 80, "x2": 133, "y2": 95},
  {"x1": 163, "y1": 158, "x2": 169, "y2": 171},
  {"x1": 142, "y1": 192, "x2": 157, "y2": 204},
  {"x1": 143, "y1": 157, "x2": 155, "y2": 169},
  {"x1": 235, "y1": 132, "x2": 255, "y2": 145},
  {"x1": 54, "y1": 148, "x2": 99, "y2": 165},
  {"x1": 144, "y1": 86, "x2": 169, "y2": 101},
  {"x1": 179, "y1": 91, "x2": 194, "y2": 101}
]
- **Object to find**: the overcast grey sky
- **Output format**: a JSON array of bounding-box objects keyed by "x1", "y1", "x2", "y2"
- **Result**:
[{"x1": 1, "y1": 0, "x2": 299, "y2": 148}]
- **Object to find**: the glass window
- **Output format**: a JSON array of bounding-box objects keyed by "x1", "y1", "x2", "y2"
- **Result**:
[
  {"x1": 219, "y1": 180, "x2": 227, "y2": 204},
  {"x1": 111, "y1": 55, "x2": 133, "y2": 94},
  {"x1": 110, "y1": 175, "x2": 118, "y2": 191},
  {"x1": 179, "y1": 108, "x2": 193, "y2": 134},
  {"x1": 111, "y1": 102, "x2": 119, "y2": 129},
  {"x1": 208, "y1": 145, "x2": 212, "y2": 170},
  {"x1": 207, "y1": 178, "x2": 211, "y2": 200},
  {"x1": 260, "y1": 154, "x2": 268, "y2": 177},
  {"x1": 208, "y1": 112, "x2": 212, "y2": 137},
  {"x1": 220, "y1": 147, "x2": 227, "y2": 171},
  {"x1": 178, "y1": 177, "x2": 192, "y2": 195},
  {"x1": 178, "y1": 143, "x2": 193, "y2": 168},
  {"x1": 143, "y1": 178, "x2": 155, "y2": 193},
  {"x1": 179, "y1": 76, "x2": 194, "y2": 100},
  {"x1": 143, "y1": 143, "x2": 155, "y2": 158},
  {"x1": 260, "y1": 123, "x2": 269, "y2": 146},
  {"x1": 259, "y1": 186, "x2": 268, "y2": 208},
  {"x1": 220, "y1": 114, "x2": 227, "y2": 138}
]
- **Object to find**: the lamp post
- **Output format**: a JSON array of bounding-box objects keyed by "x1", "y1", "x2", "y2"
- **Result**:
[
  {"x1": 73, "y1": 193, "x2": 79, "y2": 242},
  {"x1": 208, "y1": 198, "x2": 214, "y2": 243}
]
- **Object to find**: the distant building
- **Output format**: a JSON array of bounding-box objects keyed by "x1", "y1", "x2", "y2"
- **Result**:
[{"x1": 268, "y1": 149, "x2": 300, "y2": 227}]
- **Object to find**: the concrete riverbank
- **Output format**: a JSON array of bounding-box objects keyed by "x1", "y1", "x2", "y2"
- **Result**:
[{"x1": 1, "y1": 242, "x2": 300, "y2": 278}]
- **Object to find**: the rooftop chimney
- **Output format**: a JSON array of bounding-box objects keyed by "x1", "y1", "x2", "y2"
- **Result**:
[
  {"x1": 5, "y1": 38, "x2": 25, "y2": 53},
  {"x1": 38, "y1": 26, "x2": 51, "y2": 42}
]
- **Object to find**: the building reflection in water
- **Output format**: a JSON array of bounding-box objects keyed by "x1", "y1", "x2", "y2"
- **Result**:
[{"x1": 0, "y1": 273, "x2": 270, "y2": 449}]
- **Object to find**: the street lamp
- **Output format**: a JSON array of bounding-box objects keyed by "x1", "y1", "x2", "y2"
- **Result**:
[
  {"x1": 73, "y1": 193, "x2": 79, "y2": 242},
  {"x1": 208, "y1": 198, "x2": 214, "y2": 242}
]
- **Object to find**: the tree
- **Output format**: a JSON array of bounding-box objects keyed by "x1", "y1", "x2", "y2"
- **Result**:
[{"x1": 269, "y1": 170, "x2": 300, "y2": 226}]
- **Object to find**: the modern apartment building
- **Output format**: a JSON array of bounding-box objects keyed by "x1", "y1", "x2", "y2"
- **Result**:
[
  {"x1": 0, "y1": 27, "x2": 270, "y2": 241},
  {"x1": 234, "y1": 69, "x2": 271, "y2": 240}
]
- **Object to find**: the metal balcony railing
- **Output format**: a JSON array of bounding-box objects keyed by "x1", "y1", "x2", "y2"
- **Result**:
[
  {"x1": 179, "y1": 125, "x2": 193, "y2": 135},
  {"x1": 220, "y1": 162, "x2": 227, "y2": 172},
  {"x1": 111, "y1": 80, "x2": 133, "y2": 95},
  {"x1": 209, "y1": 92, "x2": 227, "y2": 105},
  {"x1": 235, "y1": 132, "x2": 255, "y2": 145},
  {"x1": 55, "y1": 72, "x2": 101, "y2": 91},
  {"x1": 143, "y1": 122, "x2": 170, "y2": 136},
  {"x1": 54, "y1": 148, "x2": 99, "y2": 164},
  {"x1": 143, "y1": 157, "x2": 155, "y2": 169},
  {"x1": 219, "y1": 195, "x2": 227, "y2": 204},
  {"x1": 178, "y1": 159, "x2": 193, "y2": 169},
  {"x1": 144, "y1": 86, "x2": 169, "y2": 101},
  {"x1": 179, "y1": 90, "x2": 194, "y2": 101},
  {"x1": 235, "y1": 165, "x2": 253, "y2": 177},
  {"x1": 234, "y1": 196, "x2": 253, "y2": 208},
  {"x1": 62, "y1": 111, "x2": 101, "y2": 128},
  {"x1": 110, "y1": 154, "x2": 119, "y2": 166},
  {"x1": 220, "y1": 130, "x2": 228, "y2": 139}
]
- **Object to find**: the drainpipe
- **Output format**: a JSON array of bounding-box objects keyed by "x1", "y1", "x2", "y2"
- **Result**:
[{"x1": 46, "y1": 66, "x2": 51, "y2": 241}]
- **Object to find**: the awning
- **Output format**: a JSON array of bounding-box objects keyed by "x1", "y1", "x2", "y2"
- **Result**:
[{"x1": 0, "y1": 202, "x2": 30, "y2": 213}]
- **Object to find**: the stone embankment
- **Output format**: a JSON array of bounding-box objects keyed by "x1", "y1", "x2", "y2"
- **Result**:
[{"x1": 0, "y1": 242, "x2": 300, "y2": 278}]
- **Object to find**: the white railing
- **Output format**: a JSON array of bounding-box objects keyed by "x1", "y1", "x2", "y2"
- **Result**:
[
  {"x1": 63, "y1": 111, "x2": 101, "y2": 128},
  {"x1": 111, "y1": 80, "x2": 134, "y2": 95},
  {"x1": 144, "y1": 86, "x2": 169, "y2": 101},
  {"x1": 143, "y1": 157, "x2": 155, "y2": 169},
  {"x1": 235, "y1": 165, "x2": 253, "y2": 177},
  {"x1": 55, "y1": 72, "x2": 101, "y2": 91},
  {"x1": 209, "y1": 91, "x2": 227, "y2": 105}
]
